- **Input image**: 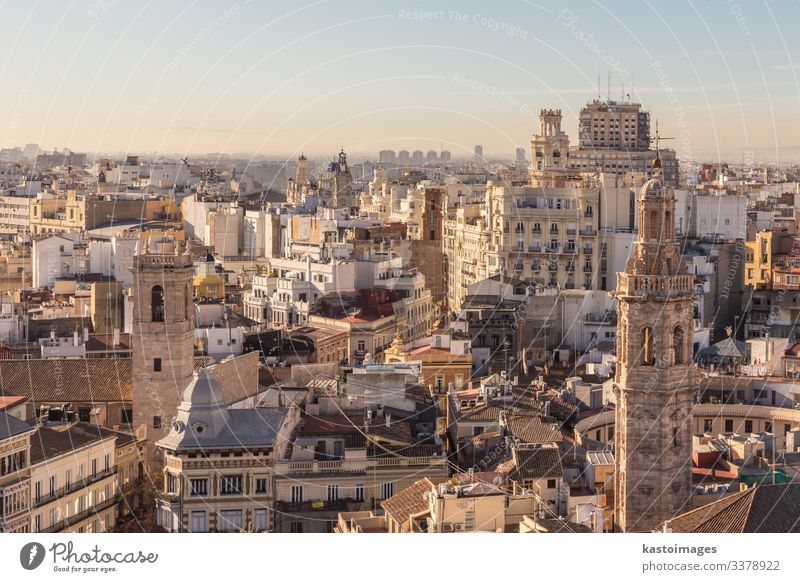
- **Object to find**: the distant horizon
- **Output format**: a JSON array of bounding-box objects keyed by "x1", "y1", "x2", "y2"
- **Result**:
[{"x1": 2, "y1": 1, "x2": 799, "y2": 164}]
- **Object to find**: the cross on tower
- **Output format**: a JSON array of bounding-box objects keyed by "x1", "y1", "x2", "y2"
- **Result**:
[{"x1": 649, "y1": 120, "x2": 674, "y2": 166}]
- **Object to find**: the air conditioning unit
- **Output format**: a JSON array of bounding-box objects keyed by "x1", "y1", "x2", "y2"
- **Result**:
[
  {"x1": 454, "y1": 524, "x2": 464, "y2": 532},
  {"x1": 440, "y1": 523, "x2": 453, "y2": 533}
]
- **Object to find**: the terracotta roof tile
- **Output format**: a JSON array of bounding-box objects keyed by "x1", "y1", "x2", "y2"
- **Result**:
[
  {"x1": 381, "y1": 478, "x2": 434, "y2": 526},
  {"x1": 667, "y1": 484, "x2": 800, "y2": 533},
  {"x1": 0, "y1": 359, "x2": 132, "y2": 403}
]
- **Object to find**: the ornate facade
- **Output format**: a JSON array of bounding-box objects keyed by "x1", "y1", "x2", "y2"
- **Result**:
[{"x1": 613, "y1": 163, "x2": 696, "y2": 532}]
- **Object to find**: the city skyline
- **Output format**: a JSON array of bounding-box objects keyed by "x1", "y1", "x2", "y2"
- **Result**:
[{"x1": 1, "y1": 1, "x2": 799, "y2": 160}]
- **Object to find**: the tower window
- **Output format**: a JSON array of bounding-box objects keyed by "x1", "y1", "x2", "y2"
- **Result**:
[
  {"x1": 153, "y1": 416, "x2": 161, "y2": 429},
  {"x1": 648, "y1": 210, "x2": 658, "y2": 240},
  {"x1": 642, "y1": 327, "x2": 655, "y2": 365},
  {"x1": 152, "y1": 285, "x2": 165, "y2": 322},
  {"x1": 153, "y1": 358, "x2": 162, "y2": 372},
  {"x1": 673, "y1": 326, "x2": 685, "y2": 365}
]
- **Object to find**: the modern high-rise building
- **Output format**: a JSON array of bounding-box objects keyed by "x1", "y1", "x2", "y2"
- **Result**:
[
  {"x1": 474, "y1": 145, "x2": 484, "y2": 161},
  {"x1": 568, "y1": 99, "x2": 678, "y2": 186},
  {"x1": 379, "y1": 149, "x2": 396, "y2": 164},
  {"x1": 613, "y1": 162, "x2": 695, "y2": 532},
  {"x1": 515, "y1": 147, "x2": 526, "y2": 163}
]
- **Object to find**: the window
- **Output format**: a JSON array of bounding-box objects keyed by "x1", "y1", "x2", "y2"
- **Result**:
[
  {"x1": 153, "y1": 416, "x2": 161, "y2": 429},
  {"x1": 219, "y1": 510, "x2": 243, "y2": 532},
  {"x1": 220, "y1": 475, "x2": 243, "y2": 495},
  {"x1": 547, "y1": 479, "x2": 557, "y2": 489},
  {"x1": 254, "y1": 509, "x2": 268, "y2": 532},
  {"x1": 725, "y1": 419, "x2": 734, "y2": 433},
  {"x1": 703, "y1": 419, "x2": 713, "y2": 432},
  {"x1": 327, "y1": 484, "x2": 339, "y2": 501},
  {"x1": 104, "y1": 453, "x2": 110, "y2": 471},
  {"x1": 648, "y1": 210, "x2": 658, "y2": 240},
  {"x1": 642, "y1": 327, "x2": 655, "y2": 365},
  {"x1": 255, "y1": 478, "x2": 268, "y2": 494},
  {"x1": 290, "y1": 521, "x2": 304, "y2": 533},
  {"x1": 355, "y1": 484, "x2": 365, "y2": 502},
  {"x1": 745, "y1": 420, "x2": 753, "y2": 434},
  {"x1": 153, "y1": 358, "x2": 162, "y2": 372},
  {"x1": 673, "y1": 326, "x2": 685, "y2": 365},
  {"x1": 379, "y1": 482, "x2": 394, "y2": 499},
  {"x1": 290, "y1": 485, "x2": 304, "y2": 504},
  {"x1": 191, "y1": 511, "x2": 207, "y2": 533},
  {"x1": 190, "y1": 478, "x2": 208, "y2": 496},
  {"x1": 151, "y1": 285, "x2": 165, "y2": 322},
  {"x1": 766, "y1": 421, "x2": 773, "y2": 433},
  {"x1": 167, "y1": 473, "x2": 178, "y2": 494},
  {"x1": 91, "y1": 459, "x2": 97, "y2": 477},
  {"x1": 121, "y1": 408, "x2": 133, "y2": 424}
]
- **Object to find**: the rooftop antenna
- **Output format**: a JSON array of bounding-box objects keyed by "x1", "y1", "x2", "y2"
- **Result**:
[
  {"x1": 607, "y1": 71, "x2": 611, "y2": 102},
  {"x1": 597, "y1": 75, "x2": 601, "y2": 100}
]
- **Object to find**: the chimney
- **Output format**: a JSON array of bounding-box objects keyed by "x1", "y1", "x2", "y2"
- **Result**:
[
  {"x1": 112, "y1": 328, "x2": 120, "y2": 347},
  {"x1": 73, "y1": 330, "x2": 79, "y2": 346},
  {"x1": 83, "y1": 327, "x2": 89, "y2": 342},
  {"x1": 385, "y1": 414, "x2": 391, "y2": 429}
]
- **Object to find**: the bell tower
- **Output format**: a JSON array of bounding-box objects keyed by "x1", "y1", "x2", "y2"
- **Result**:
[
  {"x1": 131, "y1": 235, "x2": 196, "y2": 474},
  {"x1": 613, "y1": 162, "x2": 696, "y2": 532}
]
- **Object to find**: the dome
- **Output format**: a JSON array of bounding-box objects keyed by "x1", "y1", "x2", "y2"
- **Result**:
[
  {"x1": 641, "y1": 174, "x2": 665, "y2": 198},
  {"x1": 181, "y1": 369, "x2": 225, "y2": 407}
]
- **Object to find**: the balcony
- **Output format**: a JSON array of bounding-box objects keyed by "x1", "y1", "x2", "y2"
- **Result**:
[
  {"x1": 566, "y1": 229, "x2": 577, "y2": 236},
  {"x1": 33, "y1": 468, "x2": 116, "y2": 508},
  {"x1": 580, "y1": 229, "x2": 597, "y2": 236},
  {"x1": 275, "y1": 497, "x2": 364, "y2": 514},
  {"x1": 39, "y1": 496, "x2": 117, "y2": 533},
  {"x1": 583, "y1": 265, "x2": 593, "y2": 273},
  {"x1": 582, "y1": 248, "x2": 593, "y2": 255}
]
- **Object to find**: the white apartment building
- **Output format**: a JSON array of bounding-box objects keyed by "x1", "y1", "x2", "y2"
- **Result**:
[{"x1": 29, "y1": 424, "x2": 118, "y2": 533}]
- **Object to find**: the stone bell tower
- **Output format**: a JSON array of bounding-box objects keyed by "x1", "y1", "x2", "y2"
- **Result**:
[
  {"x1": 613, "y1": 162, "x2": 696, "y2": 532},
  {"x1": 131, "y1": 235, "x2": 196, "y2": 474}
]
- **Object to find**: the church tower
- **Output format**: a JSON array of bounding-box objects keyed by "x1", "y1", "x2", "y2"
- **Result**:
[
  {"x1": 131, "y1": 235, "x2": 196, "y2": 474},
  {"x1": 529, "y1": 109, "x2": 573, "y2": 187},
  {"x1": 613, "y1": 162, "x2": 696, "y2": 532}
]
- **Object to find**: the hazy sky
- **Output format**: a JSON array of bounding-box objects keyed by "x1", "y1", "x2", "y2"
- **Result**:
[{"x1": 2, "y1": 0, "x2": 799, "y2": 161}]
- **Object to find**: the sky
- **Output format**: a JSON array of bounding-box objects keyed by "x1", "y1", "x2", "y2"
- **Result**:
[{"x1": 1, "y1": 0, "x2": 799, "y2": 162}]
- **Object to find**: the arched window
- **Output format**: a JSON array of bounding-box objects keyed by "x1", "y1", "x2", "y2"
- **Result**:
[
  {"x1": 648, "y1": 210, "x2": 659, "y2": 240},
  {"x1": 673, "y1": 326, "x2": 685, "y2": 365},
  {"x1": 151, "y1": 285, "x2": 165, "y2": 322},
  {"x1": 642, "y1": 327, "x2": 655, "y2": 365},
  {"x1": 664, "y1": 211, "x2": 672, "y2": 238}
]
